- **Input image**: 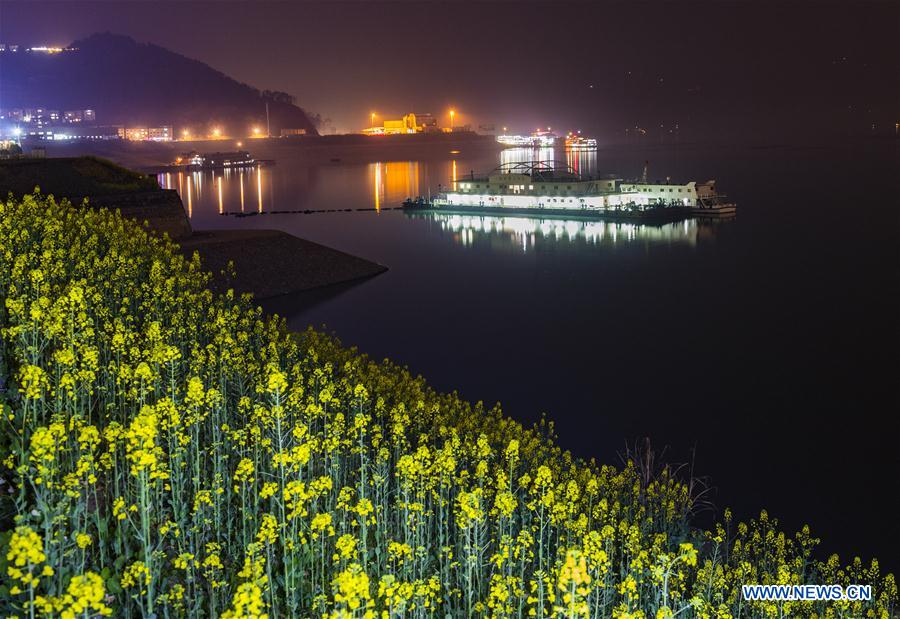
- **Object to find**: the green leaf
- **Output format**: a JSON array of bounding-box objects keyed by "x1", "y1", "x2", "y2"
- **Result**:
[{"x1": 106, "y1": 576, "x2": 123, "y2": 595}]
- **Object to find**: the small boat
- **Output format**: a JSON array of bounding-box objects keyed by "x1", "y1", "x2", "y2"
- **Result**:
[
  {"x1": 564, "y1": 132, "x2": 598, "y2": 149},
  {"x1": 170, "y1": 150, "x2": 272, "y2": 170},
  {"x1": 687, "y1": 180, "x2": 737, "y2": 216}
]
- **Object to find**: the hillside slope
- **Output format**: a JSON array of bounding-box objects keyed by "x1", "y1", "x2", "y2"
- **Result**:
[
  {"x1": 0, "y1": 33, "x2": 318, "y2": 135},
  {"x1": 0, "y1": 192, "x2": 895, "y2": 617}
]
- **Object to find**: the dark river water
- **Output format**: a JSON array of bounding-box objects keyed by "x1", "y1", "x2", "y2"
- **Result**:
[{"x1": 160, "y1": 139, "x2": 899, "y2": 570}]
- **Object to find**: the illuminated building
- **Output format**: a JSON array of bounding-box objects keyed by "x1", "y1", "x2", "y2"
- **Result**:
[
  {"x1": 0, "y1": 139, "x2": 23, "y2": 156},
  {"x1": 0, "y1": 108, "x2": 25, "y2": 122},
  {"x1": 46, "y1": 126, "x2": 124, "y2": 141},
  {"x1": 60, "y1": 109, "x2": 96, "y2": 124},
  {"x1": 383, "y1": 113, "x2": 418, "y2": 134},
  {"x1": 363, "y1": 113, "x2": 437, "y2": 135},
  {"x1": 125, "y1": 126, "x2": 173, "y2": 141},
  {"x1": 125, "y1": 127, "x2": 149, "y2": 141},
  {"x1": 148, "y1": 126, "x2": 172, "y2": 141},
  {"x1": 415, "y1": 113, "x2": 439, "y2": 132}
]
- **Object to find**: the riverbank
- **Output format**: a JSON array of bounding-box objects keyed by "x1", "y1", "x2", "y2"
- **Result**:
[
  {"x1": 178, "y1": 229, "x2": 386, "y2": 299},
  {"x1": 19, "y1": 131, "x2": 503, "y2": 169},
  {"x1": 0, "y1": 156, "x2": 387, "y2": 299}
]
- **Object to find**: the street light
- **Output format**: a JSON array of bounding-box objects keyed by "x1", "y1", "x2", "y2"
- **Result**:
[
  {"x1": 370, "y1": 112, "x2": 376, "y2": 128},
  {"x1": 252, "y1": 127, "x2": 261, "y2": 136},
  {"x1": 182, "y1": 129, "x2": 190, "y2": 140},
  {"x1": 213, "y1": 127, "x2": 221, "y2": 138},
  {"x1": 449, "y1": 109, "x2": 455, "y2": 130}
]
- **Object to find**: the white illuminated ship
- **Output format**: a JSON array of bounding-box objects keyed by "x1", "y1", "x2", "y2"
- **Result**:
[
  {"x1": 403, "y1": 161, "x2": 736, "y2": 220},
  {"x1": 496, "y1": 130, "x2": 557, "y2": 147}
]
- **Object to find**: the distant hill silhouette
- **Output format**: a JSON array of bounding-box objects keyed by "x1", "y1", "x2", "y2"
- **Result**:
[{"x1": 0, "y1": 33, "x2": 319, "y2": 136}]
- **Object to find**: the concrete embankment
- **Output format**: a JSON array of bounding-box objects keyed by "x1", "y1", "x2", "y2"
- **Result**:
[{"x1": 178, "y1": 230, "x2": 386, "y2": 299}]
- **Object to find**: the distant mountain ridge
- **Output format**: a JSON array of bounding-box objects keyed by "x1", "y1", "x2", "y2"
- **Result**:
[{"x1": 0, "y1": 32, "x2": 319, "y2": 135}]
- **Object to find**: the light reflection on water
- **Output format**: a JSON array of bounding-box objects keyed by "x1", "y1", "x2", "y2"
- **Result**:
[
  {"x1": 411, "y1": 212, "x2": 706, "y2": 250},
  {"x1": 158, "y1": 165, "x2": 272, "y2": 219},
  {"x1": 565, "y1": 147, "x2": 598, "y2": 177},
  {"x1": 500, "y1": 146, "x2": 555, "y2": 168},
  {"x1": 157, "y1": 148, "x2": 606, "y2": 218},
  {"x1": 155, "y1": 149, "x2": 707, "y2": 247},
  {"x1": 497, "y1": 147, "x2": 599, "y2": 178},
  {"x1": 369, "y1": 161, "x2": 423, "y2": 210}
]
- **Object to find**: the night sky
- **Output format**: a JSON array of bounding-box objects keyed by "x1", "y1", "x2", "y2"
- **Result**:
[{"x1": 1, "y1": 1, "x2": 897, "y2": 140}]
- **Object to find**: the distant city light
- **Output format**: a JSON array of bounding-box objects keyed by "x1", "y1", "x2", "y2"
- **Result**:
[
  {"x1": 26, "y1": 46, "x2": 67, "y2": 54},
  {"x1": 212, "y1": 127, "x2": 221, "y2": 137},
  {"x1": 370, "y1": 112, "x2": 376, "y2": 128},
  {"x1": 252, "y1": 127, "x2": 261, "y2": 136},
  {"x1": 449, "y1": 109, "x2": 455, "y2": 129}
]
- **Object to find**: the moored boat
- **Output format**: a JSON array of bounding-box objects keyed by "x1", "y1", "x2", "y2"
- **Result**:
[
  {"x1": 403, "y1": 161, "x2": 736, "y2": 221},
  {"x1": 564, "y1": 132, "x2": 598, "y2": 149},
  {"x1": 496, "y1": 130, "x2": 558, "y2": 148},
  {"x1": 169, "y1": 150, "x2": 273, "y2": 170}
]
